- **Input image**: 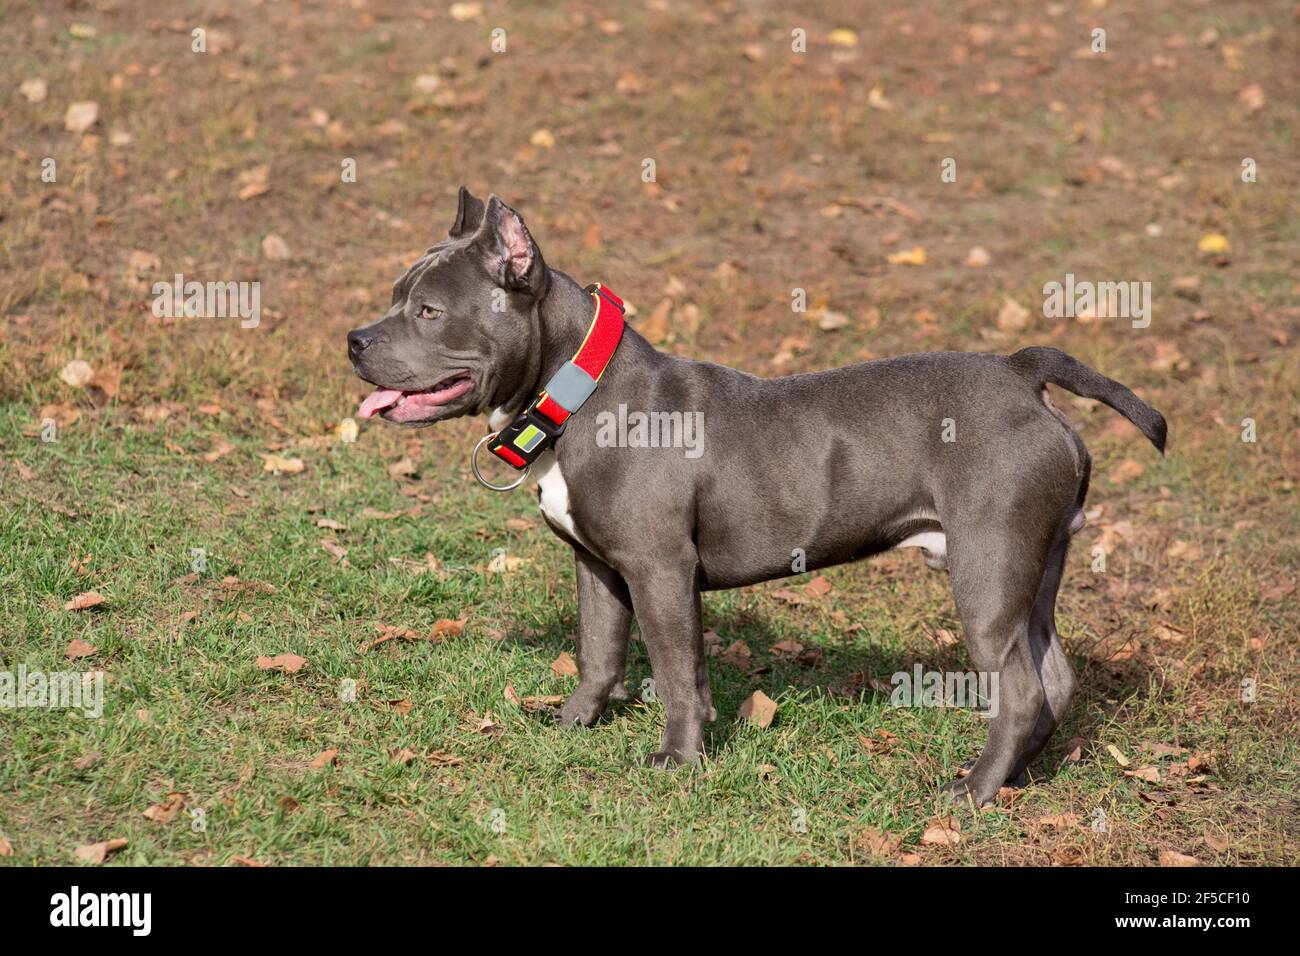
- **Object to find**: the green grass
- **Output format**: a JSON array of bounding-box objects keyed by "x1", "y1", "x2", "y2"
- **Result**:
[{"x1": 2, "y1": 403, "x2": 1295, "y2": 866}]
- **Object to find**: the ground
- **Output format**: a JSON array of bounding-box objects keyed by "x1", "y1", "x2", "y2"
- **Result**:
[{"x1": 0, "y1": 0, "x2": 1297, "y2": 866}]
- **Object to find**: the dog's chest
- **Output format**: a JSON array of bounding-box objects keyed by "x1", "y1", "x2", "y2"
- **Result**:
[{"x1": 533, "y1": 453, "x2": 593, "y2": 550}]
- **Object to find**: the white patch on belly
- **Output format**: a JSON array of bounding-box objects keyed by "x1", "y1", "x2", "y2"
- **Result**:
[
  {"x1": 893, "y1": 529, "x2": 948, "y2": 569},
  {"x1": 488, "y1": 406, "x2": 514, "y2": 431},
  {"x1": 534, "y1": 451, "x2": 594, "y2": 550}
]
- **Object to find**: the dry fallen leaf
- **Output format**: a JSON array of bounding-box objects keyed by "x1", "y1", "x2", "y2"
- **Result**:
[
  {"x1": 75, "y1": 838, "x2": 128, "y2": 864},
  {"x1": 639, "y1": 298, "x2": 672, "y2": 343},
  {"x1": 432, "y1": 617, "x2": 467, "y2": 639},
  {"x1": 1105, "y1": 744, "x2": 1131, "y2": 768},
  {"x1": 64, "y1": 639, "x2": 96, "y2": 659},
  {"x1": 310, "y1": 748, "x2": 339, "y2": 769},
  {"x1": 996, "y1": 298, "x2": 1031, "y2": 333},
  {"x1": 551, "y1": 651, "x2": 579, "y2": 677},
  {"x1": 256, "y1": 653, "x2": 307, "y2": 674},
  {"x1": 142, "y1": 792, "x2": 187, "y2": 823},
  {"x1": 1038, "y1": 813, "x2": 1080, "y2": 829},
  {"x1": 1158, "y1": 849, "x2": 1200, "y2": 867},
  {"x1": 1125, "y1": 765, "x2": 1162, "y2": 783},
  {"x1": 0, "y1": 836, "x2": 12, "y2": 857},
  {"x1": 1108, "y1": 458, "x2": 1144, "y2": 485},
  {"x1": 721, "y1": 640, "x2": 753, "y2": 669},
  {"x1": 60, "y1": 359, "x2": 95, "y2": 388},
  {"x1": 855, "y1": 827, "x2": 902, "y2": 857},
  {"x1": 261, "y1": 453, "x2": 305, "y2": 475},
  {"x1": 65, "y1": 591, "x2": 107, "y2": 612},
  {"x1": 738, "y1": 690, "x2": 778, "y2": 728},
  {"x1": 261, "y1": 234, "x2": 291, "y2": 260},
  {"x1": 886, "y1": 245, "x2": 926, "y2": 266},
  {"x1": 921, "y1": 816, "x2": 962, "y2": 846},
  {"x1": 19, "y1": 77, "x2": 47, "y2": 103},
  {"x1": 64, "y1": 101, "x2": 99, "y2": 133}
]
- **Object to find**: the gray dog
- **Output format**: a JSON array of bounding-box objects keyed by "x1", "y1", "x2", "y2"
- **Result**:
[{"x1": 347, "y1": 188, "x2": 1166, "y2": 806}]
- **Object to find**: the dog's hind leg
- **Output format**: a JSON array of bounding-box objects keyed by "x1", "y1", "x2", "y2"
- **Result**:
[
  {"x1": 943, "y1": 525, "x2": 1050, "y2": 807},
  {"x1": 555, "y1": 549, "x2": 633, "y2": 727},
  {"x1": 1004, "y1": 528, "x2": 1078, "y2": 784}
]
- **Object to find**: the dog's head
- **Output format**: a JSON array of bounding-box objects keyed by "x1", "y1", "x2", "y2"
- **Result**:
[{"x1": 347, "y1": 187, "x2": 548, "y2": 425}]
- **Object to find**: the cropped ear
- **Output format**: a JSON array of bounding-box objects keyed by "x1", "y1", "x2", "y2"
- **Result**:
[
  {"x1": 472, "y1": 195, "x2": 547, "y2": 296},
  {"x1": 448, "y1": 186, "x2": 486, "y2": 238}
]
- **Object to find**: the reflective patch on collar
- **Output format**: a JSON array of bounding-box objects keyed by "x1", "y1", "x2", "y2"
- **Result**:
[{"x1": 542, "y1": 360, "x2": 598, "y2": 414}]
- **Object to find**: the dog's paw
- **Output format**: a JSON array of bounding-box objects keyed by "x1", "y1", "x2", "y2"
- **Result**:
[
  {"x1": 942, "y1": 776, "x2": 1000, "y2": 809},
  {"x1": 644, "y1": 749, "x2": 696, "y2": 769},
  {"x1": 553, "y1": 693, "x2": 605, "y2": 728}
]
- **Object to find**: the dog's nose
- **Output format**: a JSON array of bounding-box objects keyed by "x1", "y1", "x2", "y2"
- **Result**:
[{"x1": 347, "y1": 329, "x2": 374, "y2": 358}]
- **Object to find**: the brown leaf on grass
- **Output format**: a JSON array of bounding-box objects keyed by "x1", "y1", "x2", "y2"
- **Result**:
[
  {"x1": 504, "y1": 683, "x2": 521, "y2": 706},
  {"x1": 316, "y1": 518, "x2": 348, "y2": 531},
  {"x1": 261, "y1": 453, "x2": 305, "y2": 475},
  {"x1": 387, "y1": 457, "x2": 418, "y2": 480},
  {"x1": 65, "y1": 101, "x2": 99, "y2": 133},
  {"x1": 996, "y1": 298, "x2": 1031, "y2": 333},
  {"x1": 1158, "y1": 849, "x2": 1200, "y2": 867},
  {"x1": 804, "y1": 575, "x2": 832, "y2": 598},
  {"x1": 886, "y1": 245, "x2": 926, "y2": 266},
  {"x1": 319, "y1": 539, "x2": 349, "y2": 562},
  {"x1": 73, "y1": 751, "x2": 101, "y2": 770},
  {"x1": 230, "y1": 854, "x2": 266, "y2": 867},
  {"x1": 1038, "y1": 813, "x2": 1081, "y2": 829},
  {"x1": 505, "y1": 517, "x2": 536, "y2": 531},
  {"x1": 771, "y1": 639, "x2": 805, "y2": 658},
  {"x1": 720, "y1": 640, "x2": 753, "y2": 669},
  {"x1": 640, "y1": 298, "x2": 672, "y2": 343},
  {"x1": 255, "y1": 653, "x2": 307, "y2": 674},
  {"x1": 261, "y1": 234, "x2": 291, "y2": 260},
  {"x1": 858, "y1": 729, "x2": 900, "y2": 754},
  {"x1": 142, "y1": 792, "x2": 187, "y2": 823},
  {"x1": 855, "y1": 827, "x2": 902, "y2": 857},
  {"x1": 386, "y1": 699, "x2": 413, "y2": 716},
  {"x1": 391, "y1": 748, "x2": 419, "y2": 766},
  {"x1": 551, "y1": 651, "x2": 579, "y2": 677},
  {"x1": 65, "y1": 591, "x2": 107, "y2": 611},
  {"x1": 1105, "y1": 744, "x2": 1131, "y2": 768},
  {"x1": 1108, "y1": 458, "x2": 1144, "y2": 485},
  {"x1": 1124, "y1": 765, "x2": 1162, "y2": 783},
  {"x1": 1152, "y1": 620, "x2": 1187, "y2": 643},
  {"x1": 202, "y1": 439, "x2": 235, "y2": 463},
  {"x1": 1237, "y1": 83, "x2": 1265, "y2": 113},
  {"x1": 359, "y1": 508, "x2": 403, "y2": 520},
  {"x1": 738, "y1": 690, "x2": 777, "y2": 728},
  {"x1": 236, "y1": 164, "x2": 270, "y2": 200},
  {"x1": 432, "y1": 617, "x2": 467, "y2": 640},
  {"x1": 64, "y1": 639, "x2": 96, "y2": 659},
  {"x1": 75, "y1": 837, "x2": 128, "y2": 863},
  {"x1": 921, "y1": 816, "x2": 962, "y2": 846},
  {"x1": 310, "y1": 748, "x2": 339, "y2": 769},
  {"x1": 12, "y1": 459, "x2": 37, "y2": 481},
  {"x1": 770, "y1": 588, "x2": 808, "y2": 605},
  {"x1": 463, "y1": 710, "x2": 500, "y2": 734}
]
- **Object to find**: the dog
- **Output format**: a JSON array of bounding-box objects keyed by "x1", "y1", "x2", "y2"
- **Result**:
[{"x1": 347, "y1": 187, "x2": 1167, "y2": 806}]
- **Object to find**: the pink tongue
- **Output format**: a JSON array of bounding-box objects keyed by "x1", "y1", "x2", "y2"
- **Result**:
[{"x1": 358, "y1": 388, "x2": 403, "y2": 419}]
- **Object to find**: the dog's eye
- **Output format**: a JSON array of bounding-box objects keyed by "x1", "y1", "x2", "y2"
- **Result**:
[{"x1": 418, "y1": 304, "x2": 444, "y2": 320}]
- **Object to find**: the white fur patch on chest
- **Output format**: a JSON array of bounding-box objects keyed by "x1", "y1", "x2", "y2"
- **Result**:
[{"x1": 533, "y1": 452, "x2": 593, "y2": 550}]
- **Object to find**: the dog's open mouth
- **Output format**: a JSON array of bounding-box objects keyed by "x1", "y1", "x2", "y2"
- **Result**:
[{"x1": 357, "y1": 372, "x2": 474, "y2": 424}]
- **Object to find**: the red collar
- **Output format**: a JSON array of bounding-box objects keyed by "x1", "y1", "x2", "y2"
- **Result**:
[{"x1": 476, "y1": 283, "x2": 624, "y2": 482}]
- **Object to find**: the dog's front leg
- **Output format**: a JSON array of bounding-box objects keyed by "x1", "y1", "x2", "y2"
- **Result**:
[
  {"x1": 624, "y1": 561, "x2": 715, "y2": 766},
  {"x1": 555, "y1": 549, "x2": 633, "y2": 727}
]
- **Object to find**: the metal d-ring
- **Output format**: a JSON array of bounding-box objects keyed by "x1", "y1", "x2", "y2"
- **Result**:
[{"x1": 471, "y1": 434, "x2": 530, "y2": 492}]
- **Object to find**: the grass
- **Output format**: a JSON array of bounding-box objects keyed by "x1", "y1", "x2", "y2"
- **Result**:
[{"x1": 1, "y1": 0, "x2": 1297, "y2": 866}]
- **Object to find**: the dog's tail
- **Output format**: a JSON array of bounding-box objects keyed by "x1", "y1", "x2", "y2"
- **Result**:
[{"x1": 1009, "y1": 346, "x2": 1167, "y2": 454}]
